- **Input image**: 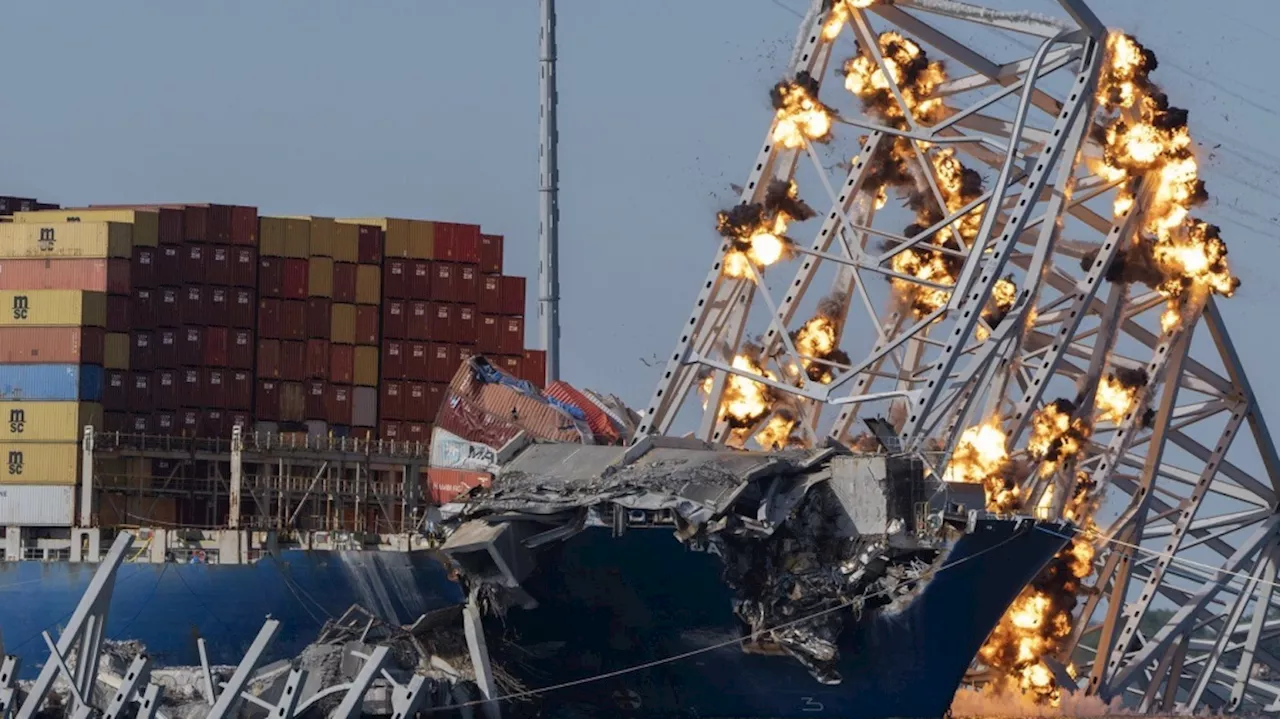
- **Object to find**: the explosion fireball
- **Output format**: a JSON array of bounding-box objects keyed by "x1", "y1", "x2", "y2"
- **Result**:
[
  {"x1": 771, "y1": 71, "x2": 835, "y2": 149},
  {"x1": 1027, "y1": 400, "x2": 1089, "y2": 477},
  {"x1": 718, "y1": 180, "x2": 817, "y2": 277}
]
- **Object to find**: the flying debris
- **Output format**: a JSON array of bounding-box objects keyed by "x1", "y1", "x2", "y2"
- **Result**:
[
  {"x1": 717, "y1": 179, "x2": 816, "y2": 277},
  {"x1": 771, "y1": 71, "x2": 835, "y2": 149},
  {"x1": 1026, "y1": 400, "x2": 1088, "y2": 477},
  {"x1": 844, "y1": 32, "x2": 947, "y2": 124},
  {"x1": 791, "y1": 297, "x2": 851, "y2": 384}
]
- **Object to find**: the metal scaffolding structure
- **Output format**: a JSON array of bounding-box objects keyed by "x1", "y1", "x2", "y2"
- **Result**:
[{"x1": 633, "y1": 0, "x2": 1280, "y2": 713}]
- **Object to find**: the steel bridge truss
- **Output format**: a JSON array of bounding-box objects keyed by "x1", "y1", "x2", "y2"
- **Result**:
[{"x1": 634, "y1": 0, "x2": 1280, "y2": 713}]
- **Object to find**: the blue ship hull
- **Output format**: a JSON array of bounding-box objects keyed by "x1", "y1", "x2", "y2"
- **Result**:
[
  {"x1": 489, "y1": 517, "x2": 1070, "y2": 718},
  {"x1": 0, "y1": 550, "x2": 463, "y2": 678}
]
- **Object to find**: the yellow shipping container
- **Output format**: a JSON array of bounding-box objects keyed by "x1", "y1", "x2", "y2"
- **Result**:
[
  {"x1": 308, "y1": 257, "x2": 334, "y2": 297},
  {"x1": 408, "y1": 220, "x2": 435, "y2": 259},
  {"x1": 0, "y1": 442, "x2": 79, "y2": 485},
  {"x1": 0, "y1": 402, "x2": 103, "y2": 442},
  {"x1": 355, "y1": 266, "x2": 381, "y2": 304},
  {"x1": 283, "y1": 218, "x2": 310, "y2": 258},
  {"x1": 260, "y1": 217, "x2": 287, "y2": 257},
  {"x1": 304, "y1": 217, "x2": 335, "y2": 257},
  {"x1": 104, "y1": 333, "x2": 130, "y2": 369},
  {"x1": 12, "y1": 209, "x2": 158, "y2": 246},
  {"x1": 354, "y1": 347, "x2": 379, "y2": 386},
  {"x1": 331, "y1": 303, "x2": 357, "y2": 344},
  {"x1": 0, "y1": 222, "x2": 132, "y2": 259},
  {"x1": 0, "y1": 290, "x2": 107, "y2": 327},
  {"x1": 331, "y1": 223, "x2": 359, "y2": 263}
]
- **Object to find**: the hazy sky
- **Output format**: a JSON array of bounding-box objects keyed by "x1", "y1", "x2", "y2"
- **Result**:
[{"x1": 3, "y1": 0, "x2": 1279, "y2": 418}]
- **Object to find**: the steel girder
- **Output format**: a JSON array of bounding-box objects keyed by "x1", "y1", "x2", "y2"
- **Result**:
[{"x1": 635, "y1": 0, "x2": 1280, "y2": 713}]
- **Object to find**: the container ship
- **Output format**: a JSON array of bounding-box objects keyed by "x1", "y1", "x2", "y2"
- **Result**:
[{"x1": 0, "y1": 198, "x2": 1071, "y2": 718}]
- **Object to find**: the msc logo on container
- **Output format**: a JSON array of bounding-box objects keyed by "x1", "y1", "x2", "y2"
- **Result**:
[
  {"x1": 11, "y1": 295, "x2": 28, "y2": 320},
  {"x1": 37, "y1": 227, "x2": 56, "y2": 252},
  {"x1": 6, "y1": 450, "x2": 22, "y2": 476},
  {"x1": 8, "y1": 409, "x2": 25, "y2": 434}
]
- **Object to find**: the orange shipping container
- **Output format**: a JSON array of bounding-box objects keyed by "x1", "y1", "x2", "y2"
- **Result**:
[
  {"x1": 425, "y1": 467, "x2": 492, "y2": 504},
  {"x1": 259, "y1": 217, "x2": 287, "y2": 257},
  {"x1": 0, "y1": 327, "x2": 105, "y2": 364},
  {"x1": 0, "y1": 258, "x2": 130, "y2": 293},
  {"x1": 330, "y1": 304, "x2": 357, "y2": 344},
  {"x1": 308, "y1": 257, "x2": 334, "y2": 297},
  {"x1": 331, "y1": 223, "x2": 359, "y2": 263},
  {"x1": 355, "y1": 266, "x2": 381, "y2": 304},
  {"x1": 283, "y1": 218, "x2": 310, "y2": 258}
]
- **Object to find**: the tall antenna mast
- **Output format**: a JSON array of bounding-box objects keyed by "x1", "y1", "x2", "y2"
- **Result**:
[{"x1": 538, "y1": 0, "x2": 561, "y2": 384}]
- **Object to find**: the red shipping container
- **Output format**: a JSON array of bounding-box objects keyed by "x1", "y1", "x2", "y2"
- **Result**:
[
  {"x1": 231, "y1": 206, "x2": 258, "y2": 246},
  {"x1": 106, "y1": 295, "x2": 130, "y2": 333},
  {"x1": 129, "y1": 414, "x2": 152, "y2": 435},
  {"x1": 426, "y1": 467, "x2": 492, "y2": 504},
  {"x1": 406, "y1": 301, "x2": 429, "y2": 340},
  {"x1": 206, "y1": 286, "x2": 228, "y2": 319},
  {"x1": 132, "y1": 247, "x2": 156, "y2": 288},
  {"x1": 477, "y1": 315, "x2": 501, "y2": 354},
  {"x1": 457, "y1": 265, "x2": 479, "y2": 304},
  {"x1": 327, "y1": 384, "x2": 353, "y2": 426},
  {"x1": 455, "y1": 224, "x2": 482, "y2": 264},
  {"x1": 256, "y1": 380, "x2": 281, "y2": 422},
  {"x1": 155, "y1": 288, "x2": 179, "y2": 327},
  {"x1": 478, "y1": 234, "x2": 503, "y2": 274},
  {"x1": 330, "y1": 344, "x2": 354, "y2": 384},
  {"x1": 129, "y1": 372, "x2": 152, "y2": 412},
  {"x1": 207, "y1": 245, "x2": 232, "y2": 285},
  {"x1": 431, "y1": 303, "x2": 455, "y2": 343},
  {"x1": 385, "y1": 259, "x2": 408, "y2": 299},
  {"x1": 259, "y1": 256, "x2": 284, "y2": 297},
  {"x1": 181, "y1": 245, "x2": 205, "y2": 285},
  {"x1": 180, "y1": 368, "x2": 203, "y2": 407},
  {"x1": 405, "y1": 422, "x2": 430, "y2": 445},
  {"x1": 281, "y1": 300, "x2": 307, "y2": 341},
  {"x1": 382, "y1": 340, "x2": 405, "y2": 379},
  {"x1": 406, "y1": 342, "x2": 430, "y2": 381},
  {"x1": 426, "y1": 383, "x2": 446, "y2": 421},
  {"x1": 456, "y1": 306, "x2": 477, "y2": 345},
  {"x1": 478, "y1": 275, "x2": 502, "y2": 314},
  {"x1": 156, "y1": 330, "x2": 179, "y2": 367},
  {"x1": 232, "y1": 247, "x2": 257, "y2": 287},
  {"x1": 229, "y1": 370, "x2": 253, "y2": 410},
  {"x1": 457, "y1": 346, "x2": 476, "y2": 366},
  {"x1": 257, "y1": 339, "x2": 282, "y2": 379},
  {"x1": 178, "y1": 409, "x2": 200, "y2": 437},
  {"x1": 104, "y1": 371, "x2": 128, "y2": 411},
  {"x1": 155, "y1": 411, "x2": 176, "y2": 435},
  {"x1": 434, "y1": 223, "x2": 455, "y2": 261},
  {"x1": 306, "y1": 339, "x2": 329, "y2": 378},
  {"x1": 158, "y1": 246, "x2": 181, "y2": 281},
  {"x1": 130, "y1": 288, "x2": 155, "y2": 329},
  {"x1": 146, "y1": 208, "x2": 182, "y2": 244},
  {"x1": 282, "y1": 258, "x2": 308, "y2": 300},
  {"x1": 178, "y1": 286, "x2": 203, "y2": 325},
  {"x1": 306, "y1": 380, "x2": 327, "y2": 420},
  {"x1": 380, "y1": 421, "x2": 403, "y2": 442},
  {"x1": 428, "y1": 343, "x2": 459, "y2": 384},
  {"x1": 230, "y1": 329, "x2": 253, "y2": 369},
  {"x1": 500, "y1": 276, "x2": 525, "y2": 315},
  {"x1": 228, "y1": 411, "x2": 251, "y2": 432},
  {"x1": 205, "y1": 369, "x2": 227, "y2": 408},
  {"x1": 203, "y1": 409, "x2": 228, "y2": 439},
  {"x1": 410, "y1": 261, "x2": 432, "y2": 300},
  {"x1": 131, "y1": 331, "x2": 155, "y2": 371},
  {"x1": 179, "y1": 327, "x2": 203, "y2": 366},
  {"x1": 523, "y1": 350, "x2": 547, "y2": 389},
  {"x1": 230, "y1": 289, "x2": 255, "y2": 328},
  {"x1": 357, "y1": 226, "x2": 382, "y2": 264},
  {"x1": 431, "y1": 263, "x2": 456, "y2": 302},
  {"x1": 498, "y1": 355, "x2": 523, "y2": 380},
  {"x1": 154, "y1": 370, "x2": 179, "y2": 410},
  {"x1": 383, "y1": 301, "x2": 407, "y2": 340},
  {"x1": 257, "y1": 298, "x2": 281, "y2": 338},
  {"x1": 405, "y1": 382, "x2": 428, "y2": 422},
  {"x1": 333, "y1": 262, "x2": 357, "y2": 302},
  {"x1": 281, "y1": 341, "x2": 306, "y2": 381},
  {"x1": 306, "y1": 298, "x2": 331, "y2": 339},
  {"x1": 500, "y1": 316, "x2": 524, "y2": 355},
  {"x1": 380, "y1": 381, "x2": 404, "y2": 421},
  {"x1": 355, "y1": 305, "x2": 379, "y2": 345},
  {"x1": 183, "y1": 206, "x2": 210, "y2": 242},
  {"x1": 205, "y1": 326, "x2": 229, "y2": 367}
]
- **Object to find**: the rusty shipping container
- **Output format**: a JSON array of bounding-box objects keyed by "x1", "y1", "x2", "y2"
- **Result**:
[
  {"x1": 456, "y1": 306, "x2": 477, "y2": 345},
  {"x1": 478, "y1": 234, "x2": 503, "y2": 274},
  {"x1": 404, "y1": 382, "x2": 428, "y2": 422},
  {"x1": 523, "y1": 349, "x2": 547, "y2": 389},
  {"x1": 0, "y1": 290, "x2": 107, "y2": 327},
  {"x1": 306, "y1": 298, "x2": 331, "y2": 339},
  {"x1": 332, "y1": 262, "x2": 357, "y2": 303},
  {"x1": 155, "y1": 330, "x2": 178, "y2": 367},
  {"x1": 329, "y1": 345, "x2": 355, "y2": 385},
  {"x1": 308, "y1": 257, "x2": 334, "y2": 297},
  {"x1": 478, "y1": 275, "x2": 502, "y2": 314},
  {"x1": 257, "y1": 298, "x2": 281, "y2": 339},
  {"x1": 431, "y1": 263, "x2": 455, "y2": 303},
  {"x1": 281, "y1": 300, "x2": 307, "y2": 341},
  {"x1": 478, "y1": 314, "x2": 501, "y2": 354},
  {"x1": 498, "y1": 355, "x2": 523, "y2": 379},
  {"x1": 328, "y1": 384, "x2": 353, "y2": 426},
  {"x1": 432, "y1": 303, "x2": 455, "y2": 344},
  {"x1": 406, "y1": 342, "x2": 429, "y2": 381},
  {"x1": 132, "y1": 247, "x2": 155, "y2": 288},
  {"x1": 280, "y1": 382, "x2": 306, "y2": 422},
  {"x1": 357, "y1": 226, "x2": 382, "y2": 265},
  {"x1": 206, "y1": 327, "x2": 229, "y2": 367},
  {"x1": 230, "y1": 329, "x2": 253, "y2": 369},
  {"x1": 425, "y1": 467, "x2": 492, "y2": 504},
  {"x1": 428, "y1": 343, "x2": 459, "y2": 384},
  {"x1": 0, "y1": 258, "x2": 130, "y2": 294},
  {"x1": 281, "y1": 341, "x2": 306, "y2": 382},
  {"x1": 457, "y1": 265, "x2": 479, "y2": 304},
  {"x1": 380, "y1": 381, "x2": 404, "y2": 421},
  {"x1": 500, "y1": 276, "x2": 525, "y2": 316},
  {"x1": 306, "y1": 340, "x2": 329, "y2": 379},
  {"x1": 258, "y1": 256, "x2": 285, "y2": 298},
  {"x1": 407, "y1": 301, "x2": 429, "y2": 340},
  {"x1": 330, "y1": 304, "x2": 356, "y2": 344},
  {"x1": 355, "y1": 305, "x2": 379, "y2": 345},
  {"x1": 383, "y1": 301, "x2": 407, "y2": 340},
  {"x1": 257, "y1": 339, "x2": 282, "y2": 379},
  {"x1": 306, "y1": 380, "x2": 326, "y2": 420},
  {"x1": 256, "y1": 380, "x2": 280, "y2": 421},
  {"x1": 382, "y1": 340, "x2": 404, "y2": 379},
  {"x1": 0, "y1": 327, "x2": 105, "y2": 365},
  {"x1": 354, "y1": 346, "x2": 378, "y2": 386},
  {"x1": 282, "y1": 259, "x2": 308, "y2": 300},
  {"x1": 0, "y1": 221, "x2": 132, "y2": 258},
  {"x1": 355, "y1": 266, "x2": 380, "y2": 304},
  {"x1": 231, "y1": 206, "x2": 258, "y2": 246},
  {"x1": 500, "y1": 316, "x2": 525, "y2": 355}
]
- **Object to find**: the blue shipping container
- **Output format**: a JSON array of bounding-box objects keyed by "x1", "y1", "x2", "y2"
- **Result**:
[{"x1": 0, "y1": 364, "x2": 103, "y2": 401}]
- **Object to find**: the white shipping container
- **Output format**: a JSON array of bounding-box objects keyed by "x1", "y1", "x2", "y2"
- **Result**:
[
  {"x1": 0, "y1": 484, "x2": 75, "y2": 526},
  {"x1": 353, "y1": 387, "x2": 377, "y2": 428}
]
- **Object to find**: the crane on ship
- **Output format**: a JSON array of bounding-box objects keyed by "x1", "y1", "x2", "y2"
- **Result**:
[{"x1": 632, "y1": 0, "x2": 1280, "y2": 712}]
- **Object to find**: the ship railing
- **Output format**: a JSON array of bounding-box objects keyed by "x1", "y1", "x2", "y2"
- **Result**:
[{"x1": 91, "y1": 429, "x2": 431, "y2": 460}]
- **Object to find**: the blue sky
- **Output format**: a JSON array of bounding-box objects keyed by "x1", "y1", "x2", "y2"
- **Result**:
[{"x1": 3, "y1": 0, "x2": 1279, "y2": 416}]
